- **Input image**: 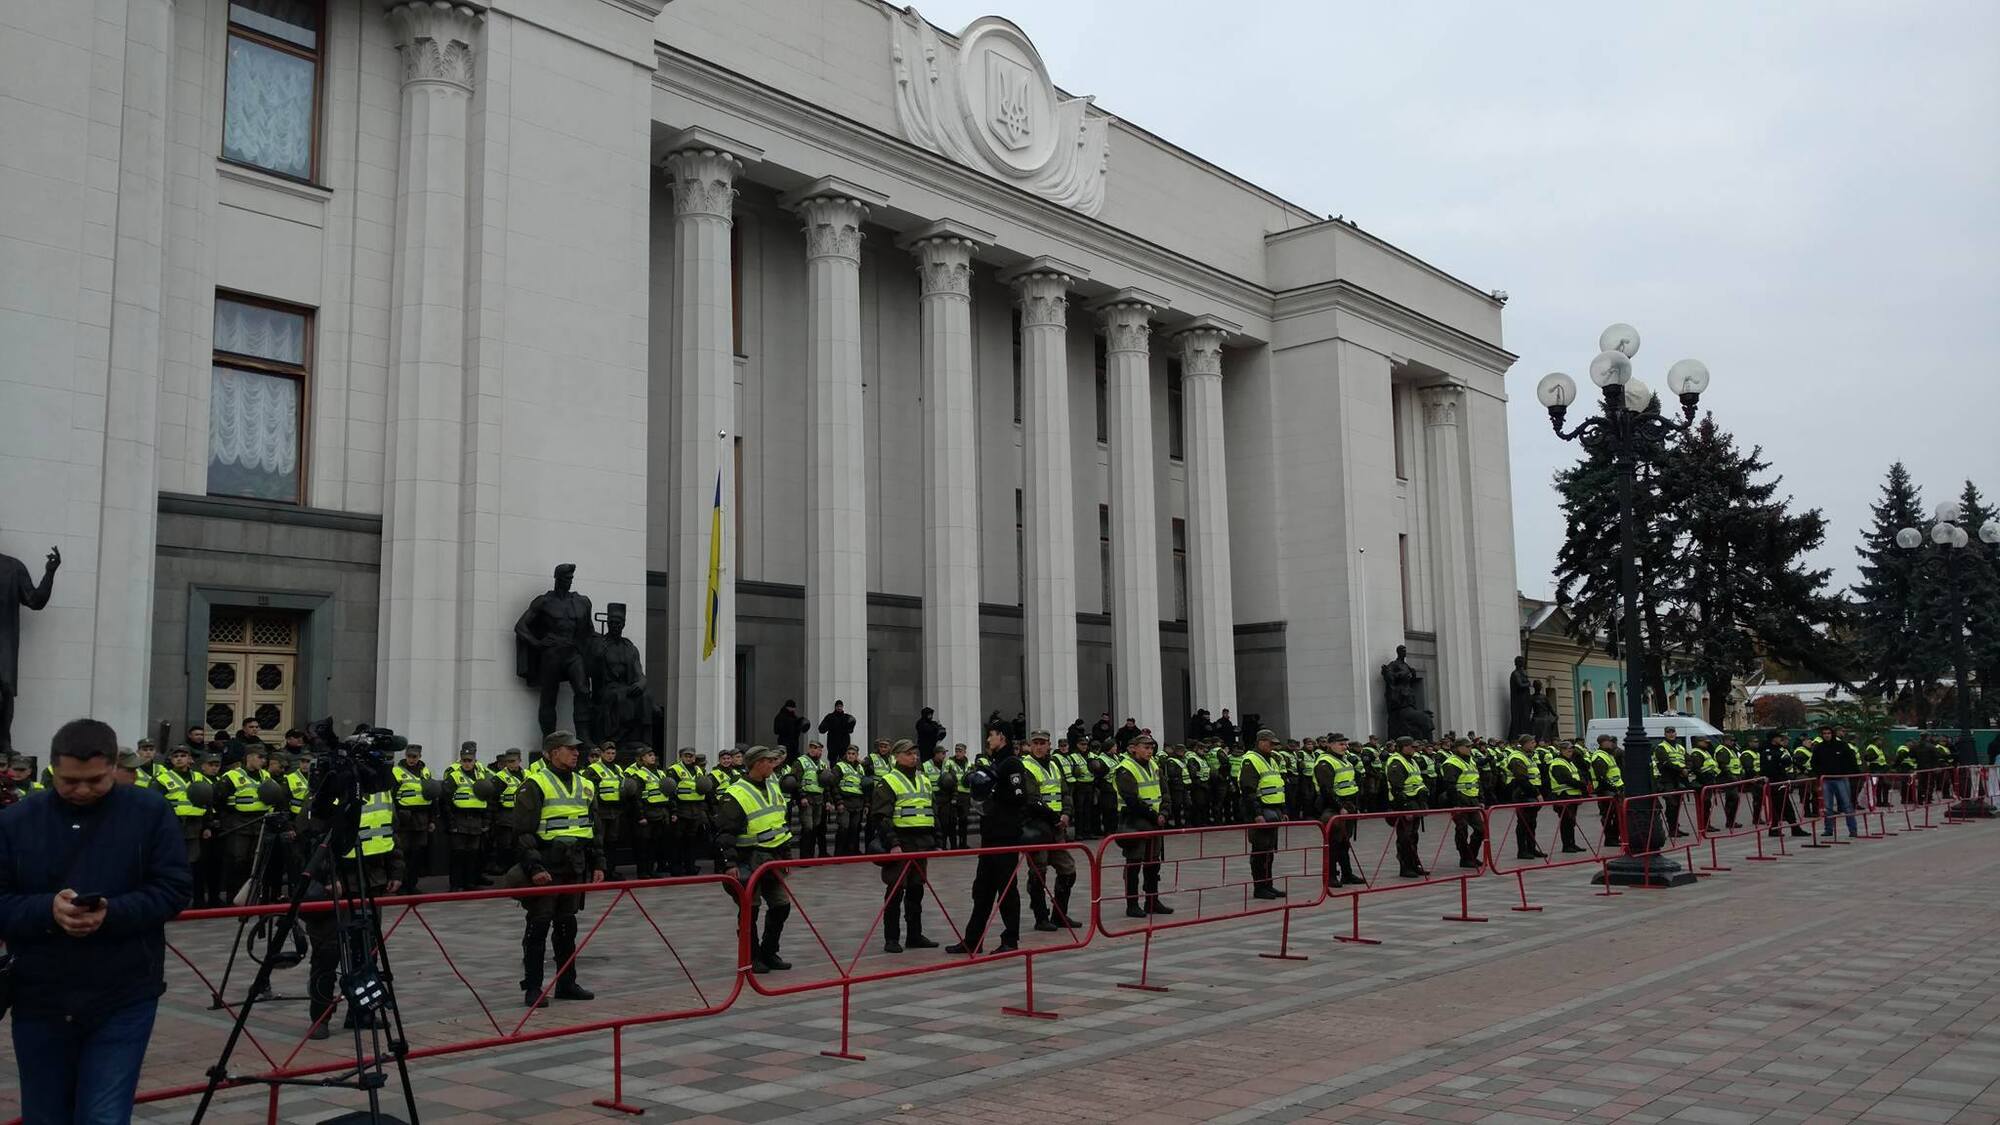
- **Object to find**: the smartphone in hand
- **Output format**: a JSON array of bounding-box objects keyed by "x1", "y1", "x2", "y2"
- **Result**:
[{"x1": 71, "y1": 894, "x2": 107, "y2": 910}]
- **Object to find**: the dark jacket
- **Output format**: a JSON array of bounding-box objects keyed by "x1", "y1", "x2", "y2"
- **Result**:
[
  {"x1": 0, "y1": 785, "x2": 192, "y2": 1020},
  {"x1": 772, "y1": 709, "x2": 810, "y2": 758},
  {"x1": 978, "y1": 748, "x2": 1032, "y2": 845},
  {"x1": 817, "y1": 710, "x2": 857, "y2": 755},
  {"x1": 915, "y1": 717, "x2": 947, "y2": 756},
  {"x1": 1815, "y1": 738, "x2": 1860, "y2": 777}
]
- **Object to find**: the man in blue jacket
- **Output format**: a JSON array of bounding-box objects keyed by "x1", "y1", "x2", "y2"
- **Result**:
[{"x1": 0, "y1": 717, "x2": 192, "y2": 1124}]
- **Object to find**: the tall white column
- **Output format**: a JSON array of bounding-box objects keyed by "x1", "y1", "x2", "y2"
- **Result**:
[
  {"x1": 1420, "y1": 383, "x2": 1478, "y2": 732},
  {"x1": 378, "y1": 1, "x2": 482, "y2": 755},
  {"x1": 900, "y1": 219, "x2": 992, "y2": 751},
  {"x1": 91, "y1": 0, "x2": 175, "y2": 730},
  {"x1": 664, "y1": 128, "x2": 761, "y2": 755},
  {"x1": 1002, "y1": 256, "x2": 1090, "y2": 731},
  {"x1": 1093, "y1": 289, "x2": 1170, "y2": 734},
  {"x1": 782, "y1": 177, "x2": 887, "y2": 746},
  {"x1": 1178, "y1": 318, "x2": 1240, "y2": 719}
]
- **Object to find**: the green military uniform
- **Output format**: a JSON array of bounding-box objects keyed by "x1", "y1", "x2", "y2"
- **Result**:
[
  {"x1": 303, "y1": 788, "x2": 405, "y2": 1037},
  {"x1": 1441, "y1": 743, "x2": 1486, "y2": 868},
  {"x1": 715, "y1": 747, "x2": 796, "y2": 973},
  {"x1": 832, "y1": 754, "x2": 868, "y2": 855},
  {"x1": 1113, "y1": 737, "x2": 1172, "y2": 917},
  {"x1": 1384, "y1": 740, "x2": 1428, "y2": 877},
  {"x1": 1314, "y1": 738, "x2": 1364, "y2": 885},
  {"x1": 444, "y1": 743, "x2": 492, "y2": 891},
  {"x1": 512, "y1": 731, "x2": 603, "y2": 1007},
  {"x1": 584, "y1": 749, "x2": 629, "y2": 877},
  {"x1": 489, "y1": 752, "x2": 525, "y2": 873},
  {"x1": 626, "y1": 751, "x2": 674, "y2": 877},
  {"x1": 391, "y1": 749, "x2": 437, "y2": 891},
  {"x1": 1240, "y1": 734, "x2": 1289, "y2": 898},
  {"x1": 870, "y1": 741, "x2": 940, "y2": 951},
  {"x1": 1020, "y1": 735, "x2": 1078, "y2": 930},
  {"x1": 792, "y1": 747, "x2": 831, "y2": 859}
]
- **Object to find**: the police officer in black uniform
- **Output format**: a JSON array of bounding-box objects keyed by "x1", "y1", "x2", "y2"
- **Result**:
[{"x1": 947, "y1": 726, "x2": 1027, "y2": 955}]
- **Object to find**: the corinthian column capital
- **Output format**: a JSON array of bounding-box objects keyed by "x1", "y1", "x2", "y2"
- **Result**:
[
  {"x1": 1418, "y1": 383, "x2": 1465, "y2": 428},
  {"x1": 1002, "y1": 255, "x2": 1090, "y2": 330},
  {"x1": 782, "y1": 176, "x2": 889, "y2": 264},
  {"x1": 1174, "y1": 313, "x2": 1239, "y2": 378},
  {"x1": 898, "y1": 218, "x2": 993, "y2": 300},
  {"x1": 660, "y1": 127, "x2": 763, "y2": 220},
  {"x1": 385, "y1": 1, "x2": 485, "y2": 92},
  {"x1": 1092, "y1": 287, "x2": 1169, "y2": 355}
]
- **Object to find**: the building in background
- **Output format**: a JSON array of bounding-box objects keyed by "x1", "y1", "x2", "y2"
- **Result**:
[
  {"x1": 1, "y1": 0, "x2": 1519, "y2": 764},
  {"x1": 1519, "y1": 595, "x2": 1711, "y2": 739}
]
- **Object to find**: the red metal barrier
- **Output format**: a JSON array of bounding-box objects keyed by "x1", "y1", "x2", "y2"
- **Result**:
[
  {"x1": 739, "y1": 841, "x2": 1096, "y2": 1059},
  {"x1": 1614, "y1": 789, "x2": 1702, "y2": 886},
  {"x1": 100, "y1": 874, "x2": 744, "y2": 1123},
  {"x1": 1091, "y1": 820, "x2": 1328, "y2": 991},
  {"x1": 1694, "y1": 779, "x2": 1772, "y2": 869},
  {"x1": 1482, "y1": 796, "x2": 1618, "y2": 911},
  {"x1": 1320, "y1": 807, "x2": 1490, "y2": 945}
]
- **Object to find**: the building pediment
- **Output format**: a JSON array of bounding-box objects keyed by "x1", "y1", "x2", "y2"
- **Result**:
[{"x1": 890, "y1": 11, "x2": 1110, "y2": 216}]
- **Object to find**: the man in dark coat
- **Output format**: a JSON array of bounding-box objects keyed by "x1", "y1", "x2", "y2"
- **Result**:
[
  {"x1": 915, "y1": 708, "x2": 947, "y2": 758},
  {"x1": 817, "y1": 701, "x2": 857, "y2": 758},
  {"x1": 772, "y1": 700, "x2": 810, "y2": 762}
]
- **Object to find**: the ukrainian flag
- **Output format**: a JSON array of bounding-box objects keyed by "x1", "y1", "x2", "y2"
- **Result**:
[{"x1": 702, "y1": 470, "x2": 723, "y2": 661}]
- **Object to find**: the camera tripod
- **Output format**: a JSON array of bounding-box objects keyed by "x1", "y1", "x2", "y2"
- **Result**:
[
  {"x1": 193, "y1": 775, "x2": 420, "y2": 1125},
  {"x1": 204, "y1": 811, "x2": 306, "y2": 1010}
]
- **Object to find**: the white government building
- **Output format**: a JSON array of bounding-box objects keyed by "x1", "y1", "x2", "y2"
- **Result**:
[{"x1": 1, "y1": 0, "x2": 1521, "y2": 765}]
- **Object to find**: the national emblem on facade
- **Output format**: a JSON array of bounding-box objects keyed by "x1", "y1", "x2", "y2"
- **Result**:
[{"x1": 890, "y1": 11, "x2": 1110, "y2": 216}]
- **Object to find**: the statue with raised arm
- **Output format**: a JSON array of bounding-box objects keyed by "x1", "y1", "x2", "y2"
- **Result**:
[
  {"x1": 514, "y1": 563, "x2": 595, "y2": 740},
  {"x1": 0, "y1": 541, "x2": 58, "y2": 756},
  {"x1": 589, "y1": 602, "x2": 653, "y2": 751}
]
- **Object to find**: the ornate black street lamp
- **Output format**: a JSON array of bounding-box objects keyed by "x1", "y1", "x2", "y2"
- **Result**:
[
  {"x1": 1896, "y1": 504, "x2": 1999, "y2": 815},
  {"x1": 1537, "y1": 323, "x2": 1711, "y2": 887}
]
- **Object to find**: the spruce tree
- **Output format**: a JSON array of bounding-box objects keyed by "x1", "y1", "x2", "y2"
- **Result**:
[
  {"x1": 1850, "y1": 463, "x2": 1945, "y2": 721},
  {"x1": 1951, "y1": 481, "x2": 1999, "y2": 726}
]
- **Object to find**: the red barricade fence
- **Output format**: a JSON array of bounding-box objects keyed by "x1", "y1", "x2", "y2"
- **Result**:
[
  {"x1": 1614, "y1": 788, "x2": 1702, "y2": 886},
  {"x1": 88, "y1": 874, "x2": 745, "y2": 1123},
  {"x1": 10, "y1": 765, "x2": 1989, "y2": 1123},
  {"x1": 1320, "y1": 807, "x2": 1490, "y2": 945},
  {"x1": 739, "y1": 841, "x2": 1096, "y2": 1058},
  {"x1": 1483, "y1": 795, "x2": 1620, "y2": 911},
  {"x1": 1092, "y1": 820, "x2": 1328, "y2": 991},
  {"x1": 1695, "y1": 779, "x2": 1772, "y2": 869}
]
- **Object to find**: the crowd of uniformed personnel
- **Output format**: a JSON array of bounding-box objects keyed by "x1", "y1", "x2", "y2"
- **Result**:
[{"x1": 0, "y1": 711, "x2": 1974, "y2": 1029}]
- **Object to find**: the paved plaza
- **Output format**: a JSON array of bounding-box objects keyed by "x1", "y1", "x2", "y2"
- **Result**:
[{"x1": 11, "y1": 816, "x2": 1997, "y2": 1125}]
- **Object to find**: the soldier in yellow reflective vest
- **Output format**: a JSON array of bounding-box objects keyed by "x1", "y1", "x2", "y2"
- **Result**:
[
  {"x1": 667, "y1": 747, "x2": 710, "y2": 876},
  {"x1": 1239, "y1": 730, "x2": 1289, "y2": 899},
  {"x1": 488, "y1": 749, "x2": 524, "y2": 875},
  {"x1": 869, "y1": 740, "x2": 941, "y2": 952},
  {"x1": 715, "y1": 746, "x2": 794, "y2": 973},
  {"x1": 832, "y1": 744, "x2": 868, "y2": 856},
  {"x1": 1113, "y1": 734, "x2": 1173, "y2": 918},
  {"x1": 1441, "y1": 739, "x2": 1486, "y2": 870},
  {"x1": 217, "y1": 742, "x2": 275, "y2": 899},
  {"x1": 1547, "y1": 741, "x2": 1587, "y2": 852},
  {"x1": 157, "y1": 744, "x2": 210, "y2": 870},
  {"x1": 1020, "y1": 730, "x2": 1078, "y2": 931},
  {"x1": 585, "y1": 742, "x2": 629, "y2": 878},
  {"x1": 1384, "y1": 738, "x2": 1428, "y2": 878},
  {"x1": 792, "y1": 740, "x2": 831, "y2": 859},
  {"x1": 1503, "y1": 740, "x2": 1547, "y2": 861},
  {"x1": 444, "y1": 742, "x2": 493, "y2": 891},
  {"x1": 391, "y1": 743, "x2": 437, "y2": 891},
  {"x1": 626, "y1": 747, "x2": 673, "y2": 878},
  {"x1": 1587, "y1": 734, "x2": 1625, "y2": 846},
  {"x1": 265, "y1": 750, "x2": 310, "y2": 900},
  {"x1": 302, "y1": 786, "x2": 403, "y2": 1039},
  {"x1": 1313, "y1": 734, "x2": 1365, "y2": 886},
  {"x1": 1654, "y1": 726, "x2": 1691, "y2": 837},
  {"x1": 511, "y1": 730, "x2": 603, "y2": 1007}
]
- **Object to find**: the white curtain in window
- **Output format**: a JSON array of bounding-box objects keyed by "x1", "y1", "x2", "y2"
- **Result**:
[
  {"x1": 223, "y1": 34, "x2": 314, "y2": 179},
  {"x1": 213, "y1": 297, "x2": 305, "y2": 364},
  {"x1": 210, "y1": 366, "x2": 299, "y2": 475}
]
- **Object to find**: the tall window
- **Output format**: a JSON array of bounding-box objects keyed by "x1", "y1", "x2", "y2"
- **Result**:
[
  {"x1": 210, "y1": 293, "x2": 311, "y2": 503},
  {"x1": 1171, "y1": 518, "x2": 1188, "y2": 621},
  {"x1": 1094, "y1": 336, "x2": 1109, "y2": 444},
  {"x1": 1010, "y1": 309, "x2": 1023, "y2": 425},
  {"x1": 733, "y1": 436, "x2": 744, "y2": 573},
  {"x1": 1098, "y1": 504, "x2": 1112, "y2": 612},
  {"x1": 1581, "y1": 685, "x2": 1596, "y2": 727},
  {"x1": 1167, "y1": 359, "x2": 1185, "y2": 461},
  {"x1": 1014, "y1": 488, "x2": 1025, "y2": 604},
  {"x1": 1397, "y1": 533, "x2": 1412, "y2": 631},
  {"x1": 1607, "y1": 684, "x2": 1620, "y2": 719},
  {"x1": 1391, "y1": 386, "x2": 1409, "y2": 480},
  {"x1": 222, "y1": 1, "x2": 323, "y2": 182}
]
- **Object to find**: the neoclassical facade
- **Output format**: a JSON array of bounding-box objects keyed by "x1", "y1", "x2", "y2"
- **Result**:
[{"x1": 0, "y1": 0, "x2": 1520, "y2": 765}]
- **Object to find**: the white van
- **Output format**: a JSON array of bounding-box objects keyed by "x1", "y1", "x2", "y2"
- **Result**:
[{"x1": 1582, "y1": 713, "x2": 1725, "y2": 745}]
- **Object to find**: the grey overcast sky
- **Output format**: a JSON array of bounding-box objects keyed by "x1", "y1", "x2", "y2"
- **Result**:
[{"x1": 915, "y1": 0, "x2": 2000, "y2": 595}]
